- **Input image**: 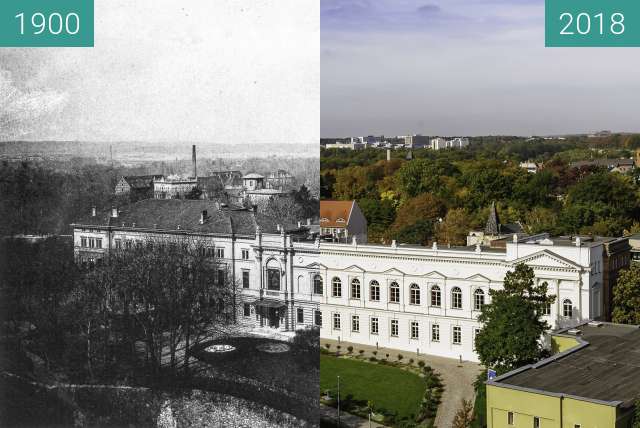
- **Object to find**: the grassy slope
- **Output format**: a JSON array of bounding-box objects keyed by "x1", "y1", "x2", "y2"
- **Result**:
[{"x1": 320, "y1": 355, "x2": 425, "y2": 421}]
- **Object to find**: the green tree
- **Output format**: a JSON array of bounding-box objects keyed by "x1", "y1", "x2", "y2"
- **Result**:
[
  {"x1": 612, "y1": 265, "x2": 640, "y2": 325},
  {"x1": 452, "y1": 399, "x2": 475, "y2": 428},
  {"x1": 475, "y1": 264, "x2": 555, "y2": 373},
  {"x1": 436, "y1": 208, "x2": 472, "y2": 246}
]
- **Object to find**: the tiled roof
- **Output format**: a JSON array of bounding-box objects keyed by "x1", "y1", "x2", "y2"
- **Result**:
[
  {"x1": 72, "y1": 199, "x2": 280, "y2": 236},
  {"x1": 320, "y1": 200, "x2": 354, "y2": 228}
]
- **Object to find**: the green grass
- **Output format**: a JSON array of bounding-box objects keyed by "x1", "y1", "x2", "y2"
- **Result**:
[{"x1": 320, "y1": 355, "x2": 426, "y2": 422}]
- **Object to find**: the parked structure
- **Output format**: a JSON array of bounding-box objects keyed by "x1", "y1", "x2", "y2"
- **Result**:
[
  {"x1": 487, "y1": 322, "x2": 639, "y2": 428},
  {"x1": 71, "y1": 200, "x2": 320, "y2": 331},
  {"x1": 319, "y1": 233, "x2": 616, "y2": 362},
  {"x1": 320, "y1": 200, "x2": 368, "y2": 244}
]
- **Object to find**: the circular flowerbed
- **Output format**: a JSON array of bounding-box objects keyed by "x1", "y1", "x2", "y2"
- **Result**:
[{"x1": 205, "y1": 344, "x2": 236, "y2": 353}]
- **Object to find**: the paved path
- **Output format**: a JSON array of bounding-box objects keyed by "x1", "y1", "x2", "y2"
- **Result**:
[
  {"x1": 319, "y1": 404, "x2": 388, "y2": 428},
  {"x1": 321, "y1": 339, "x2": 481, "y2": 428}
]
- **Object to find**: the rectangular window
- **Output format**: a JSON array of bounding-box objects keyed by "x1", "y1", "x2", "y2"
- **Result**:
[
  {"x1": 533, "y1": 417, "x2": 540, "y2": 428},
  {"x1": 89, "y1": 238, "x2": 95, "y2": 248},
  {"x1": 242, "y1": 249, "x2": 250, "y2": 260},
  {"x1": 81, "y1": 237, "x2": 87, "y2": 247},
  {"x1": 333, "y1": 313, "x2": 341, "y2": 330},
  {"x1": 243, "y1": 303, "x2": 251, "y2": 317},
  {"x1": 125, "y1": 240, "x2": 133, "y2": 249},
  {"x1": 432, "y1": 324, "x2": 440, "y2": 342},
  {"x1": 315, "y1": 310, "x2": 322, "y2": 326},
  {"x1": 95, "y1": 238, "x2": 102, "y2": 249},
  {"x1": 217, "y1": 269, "x2": 225, "y2": 285},
  {"x1": 351, "y1": 315, "x2": 360, "y2": 332},
  {"x1": 115, "y1": 239, "x2": 122, "y2": 249},
  {"x1": 508, "y1": 412, "x2": 514, "y2": 425},
  {"x1": 390, "y1": 319, "x2": 398, "y2": 337},
  {"x1": 216, "y1": 248, "x2": 225, "y2": 258},
  {"x1": 267, "y1": 269, "x2": 280, "y2": 291},
  {"x1": 297, "y1": 308, "x2": 304, "y2": 323},
  {"x1": 473, "y1": 328, "x2": 481, "y2": 351},
  {"x1": 543, "y1": 302, "x2": 551, "y2": 316},
  {"x1": 242, "y1": 271, "x2": 250, "y2": 289},
  {"x1": 370, "y1": 283, "x2": 380, "y2": 301},
  {"x1": 453, "y1": 326, "x2": 462, "y2": 345},
  {"x1": 371, "y1": 317, "x2": 379, "y2": 334},
  {"x1": 411, "y1": 321, "x2": 419, "y2": 339},
  {"x1": 332, "y1": 279, "x2": 341, "y2": 297}
]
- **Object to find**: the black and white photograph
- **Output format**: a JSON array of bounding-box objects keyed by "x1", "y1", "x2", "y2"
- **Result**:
[{"x1": 0, "y1": 1, "x2": 320, "y2": 427}]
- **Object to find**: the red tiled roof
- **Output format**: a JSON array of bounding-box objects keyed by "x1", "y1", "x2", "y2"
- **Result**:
[{"x1": 320, "y1": 200, "x2": 354, "y2": 228}]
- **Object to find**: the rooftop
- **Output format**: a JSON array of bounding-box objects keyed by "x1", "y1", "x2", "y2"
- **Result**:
[
  {"x1": 492, "y1": 322, "x2": 640, "y2": 407},
  {"x1": 320, "y1": 200, "x2": 355, "y2": 228}
]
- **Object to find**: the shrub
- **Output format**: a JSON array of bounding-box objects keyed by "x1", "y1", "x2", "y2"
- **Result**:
[
  {"x1": 369, "y1": 356, "x2": 377, "y2": 362},
  {"x1": 324, "y1": 343, "x2": 331, "y2": 350},
  {"x1": 372, "y1": 351, "x2": 378, "y2": 356},
  {"x1": 358, "y1": 349, "x2": 365, "y2": 355},
  {"x1": 347, "y1": 346, "x2": 353, "y2": 353},
  {"x1": 418, "y1": 360, "x2": 426, "y2": 368},
  {"x1": 397, "y1": 354, "x2": 403, "y2": 361},
  {"x1": 409, "y1": 358, "x2": 414, "y2": 364},
  {"x1": 336, "y1": 345, "x2": 341, "y2": 350},
  {"x1": 385, "y1": 353, "x2": 389, "y2": 359}
]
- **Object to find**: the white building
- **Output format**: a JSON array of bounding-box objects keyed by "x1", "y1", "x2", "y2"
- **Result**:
[
  {"x1": 430, "y1": 137, "x2": 448, "y2": 150},
  {"x1": 72, "y1": 199, "x2": 320, "y2": 331},
  {"x1": 319, "y1": 234, "x2": 606, "y2": 362}
]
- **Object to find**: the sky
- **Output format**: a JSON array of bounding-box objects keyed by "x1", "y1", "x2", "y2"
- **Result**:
[
  {"x1": 321, "y1": 0, "x2": 640, "y2": 137},
  {"x1": 0, "y1": 0, "x2": 319, "y2": 145}
]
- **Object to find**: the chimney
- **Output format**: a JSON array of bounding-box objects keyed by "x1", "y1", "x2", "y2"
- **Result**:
[
  {"x1": 111, "y1": 207, "x2": 118, "y2": 218},
  {"x1": 91, "y1": 206, "x2": 96, "y2": 217},
  {"x1": 192, "y1": 144, "x2": 197, "y2": 178},
  {"x1": 307, "y1": 218, "x2": 311, "y2": 226},
  {"x1": 200, "y1": 210, "x2": 207, "y2": 225}
]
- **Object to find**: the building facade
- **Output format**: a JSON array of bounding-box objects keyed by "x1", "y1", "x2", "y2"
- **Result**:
[
  {"x1": 319, "y1": 234, "x2": 608, "y2": 362},
  {"x1": 72, "y1": 200, "x2": 320, "y2": 332}
]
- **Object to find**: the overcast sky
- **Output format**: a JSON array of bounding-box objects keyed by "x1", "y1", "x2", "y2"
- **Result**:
[
  {"x1": 321, "y1": 0, "x2": 640, "y2": 137},
  {"x1": 0, "y1": 0, "x2": 319, "y2": 144}
]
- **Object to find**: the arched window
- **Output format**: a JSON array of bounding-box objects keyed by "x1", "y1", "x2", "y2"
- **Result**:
[
  {"x1": 332, "y1": 277, "x2": 342, "y2": 298},
  {"x1": 431, "y1": 285, "x2": 441, "y2": 307},
  {"x1": 389, "y1": 282, "x2": 400, "y2": 303},
  {"x1": 410, "y1": 284, "x2": 420, "y2": 305},
  {"x1": 452, "y1": 287, "x2": 462, "y2": 309},
  {"x1": 351, "y1": 278, "x2": 361, "y2": 299},
  {"x1": 473, "y1": 289, "x2": 485, "y2": 311},
  {"x1": 563, "y1": 299, "x2": 573, "y2": 317},
  {"x1": 370, "y1": 280, "x2": 380, "y2": 301},
  {"x1": 313, "y1": 275, "x2": 323, "y2": 295}
]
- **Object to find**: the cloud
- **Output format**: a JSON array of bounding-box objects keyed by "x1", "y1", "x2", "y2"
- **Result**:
[
  {"x1": 417, "y1": 4, "x2": 441, "y2": 15},
  {"x1": 0, "y1": 67, "x2": 67, "y2": 140}
]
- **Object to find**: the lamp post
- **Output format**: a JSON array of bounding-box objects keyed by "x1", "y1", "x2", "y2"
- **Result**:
[{"x1": 337, "y1": 375, "x2": 341, "y2": 427}]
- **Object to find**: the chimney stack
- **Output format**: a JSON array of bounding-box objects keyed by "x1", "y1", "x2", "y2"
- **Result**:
[
  {"x1": 200, "y1": 210, "x2": 207, "y2": 225},
  {"x1": 91, "y1": 206, "x2": 96, "y2": 217},
  {"x1": 111, "y1": 207, "x2": 118, "y2": 218},
  {"x1": 192, "y1": 144, "x2": 197, "y2": 178}
]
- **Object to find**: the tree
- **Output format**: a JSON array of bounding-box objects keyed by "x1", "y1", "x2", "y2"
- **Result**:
[
  {"x1": 475, "y1": 264, "x2": 555, "y2": 373},
  {"x1": 452, "y1": 399, "x2": 474, "y2": 428},
  {"x1": 388, "y1": 193, "x2": 445, "y2": 243},
  {"x1": 436, "y1": 208, "x2": 471, "y2": 246},
  {"x1": 263, "y1": 196, "x2": 304, "y2": 227},
  {"x1": 612, "y1": 265, "x2": 640, "y2": 325},
  {"x1": 632, "y1": 399, "x2": 640, "y2": 428}
]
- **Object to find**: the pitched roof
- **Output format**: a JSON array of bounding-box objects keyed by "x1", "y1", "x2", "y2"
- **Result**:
[
  {"x1": 320, "y1": 200, "x2": 355, "y2": 228},
  {"x1": 243, "y1": 173, "x2": 265, "y2": 179},
  {"x1": 72, "y1": 199, "x2": 280, "y2": 236}
]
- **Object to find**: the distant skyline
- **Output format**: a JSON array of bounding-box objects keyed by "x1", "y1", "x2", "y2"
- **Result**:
[
  {"x1": 0, "y1": 0, "x2": 319, "y2": 145},
  {"x1": 321, "y1": 0, "x2": 640, "y2": 137}
]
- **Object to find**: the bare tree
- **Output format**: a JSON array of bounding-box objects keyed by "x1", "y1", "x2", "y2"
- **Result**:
[{"x1": 452, "y1": 399, "x2": 475, "y2": 428}]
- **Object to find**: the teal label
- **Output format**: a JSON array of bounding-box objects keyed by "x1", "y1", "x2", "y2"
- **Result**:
[
  {"x1": 546, "y1": 0, "x2": 640, "y2": 47},
  {"x1": 0, "y1": 0, "x2": 94, "y2": 47}
]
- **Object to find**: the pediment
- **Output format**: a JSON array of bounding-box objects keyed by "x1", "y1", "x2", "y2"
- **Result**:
[
  {"x1": 343, "y1": 264, "x2": 366, "y2": 273},
  {"x1": 511, "y1": 250, "x2": 580, "y2": 270},
  {"x1": 381, "y1": 267, "x2": 406, "y2": 276},
  {"x1": 305, "y1": 262, "x2": 326, "y2": 270},
  {"x1": 466, "y1": 273, "x2": 491, "y2": 282},
  {"x1": 422, "y1": 270, "x2": 447, "y2": 279}
]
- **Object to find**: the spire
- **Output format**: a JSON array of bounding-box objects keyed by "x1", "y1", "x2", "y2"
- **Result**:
[{"x1": 484, "y1": 201, "x2": 501, "y2": 235}]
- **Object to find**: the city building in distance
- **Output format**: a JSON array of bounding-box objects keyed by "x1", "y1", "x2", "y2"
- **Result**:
[{"x1": 487, "y1": 321, "x2": 640, "y2": 428}]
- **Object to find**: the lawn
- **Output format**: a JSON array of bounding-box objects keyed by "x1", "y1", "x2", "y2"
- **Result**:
[{"x1": 320, "y1": 355, "x2": 426, "y2": 422}]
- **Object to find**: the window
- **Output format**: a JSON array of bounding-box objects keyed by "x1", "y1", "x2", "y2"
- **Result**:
[
  {"x1": 452, "y1": 287, "x2": 462, "y2": 309},
  {"x1": 96, "y1": 238, "x2": 102, "y2": 249},
  {"x1": 241, "y1": 249, "x2": 249, "y2": 260},
  {"x1": 533, "y1": 417, "x2": 540, "y2": 428},
  {"x1": 390, "y1": 319, "x2": 399, "y2": 337},
  {"x1": 216, "y1": 248, "x2": 225, "y2": 258},
  {"x1": 563, "y1": 299, "x2": 573, "y2": 317},
  {"x1": 474, "y1": 289, "x2": 485, "y2": 311},
  {"x1": 371, "y1": 317, "x2": 379, "y2": 334},
  {"x1": 313, "y1": 275, "x2": 323, "y2": 295},
  {"x1": 217, "y1": 269, "x2": 225, "y2": 285},
  {"x1": 411, "y1": 321, "x2": 419, "y2": 339},
  {"x1": 333, "y1": 313, "x2": 341, "y2": 330},
  {"x1": 268, "y1": 268, "x2": 280, "y2": 291},
  {"x1": 431, "y1": 285, "x2": 441, "y2": 307},
  {"x1": 243, "y1": 303, "x2": 250, "y2": 317},
  {"x1": 242, "y1": 271, "x2": 250, "y2": 289},
  {"x1": 389, "y1": 282, "x2": 400, "y2": 303},
  {"x1": 332, "y1": 277, "x2": 342, "y2": 297},
  {"x1": 473, "y1": 328, "x2": 481, "y2": 351},
  {"x1": 508, "y1": 412, "x2": 514, "y2": 425},
  {"x1": 351, "y1": 278, "x2": 361, "y2": 299},
  {"x1": 432, "y1": 324, "x2": 440, "y2": 342},
  {"x1": 315, "y1": 310, "x2": 322, "y2": 326},
  {"x1": 125, "y1": 240, "x2": 133, "y2": 249},
  {"x1": 370, "y1": 280, "x2": 380, "y2": 301},
  {"x1": 410, "y1": 284, "x2": 420, "y2": 305},
  {"x1": 89, "y1": 238, "x2": 95, "y2": 248},
  {"x1": 115, "y1": 239, "x2": 122, "y2": 249},
  {"x1": 453, "y1": 326, "x2": 461, "y2": 344},
  {"x1": 352, "y1": 315, "x2": 360, "y2": 332},
  {"x1": 543, "y1": 302, "x2": 551, "y2": 316},
  {"x1": 81, "y1": 237, "x2": 87, "y2": 247},
  {"x1": 297, "y1": 308, "x2": 304, "y2": 323}
]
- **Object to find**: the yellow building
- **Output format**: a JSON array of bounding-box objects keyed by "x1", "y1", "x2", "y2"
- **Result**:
[{"x1": 487, "y1": 322, "x2": 639, "y2": 428}]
